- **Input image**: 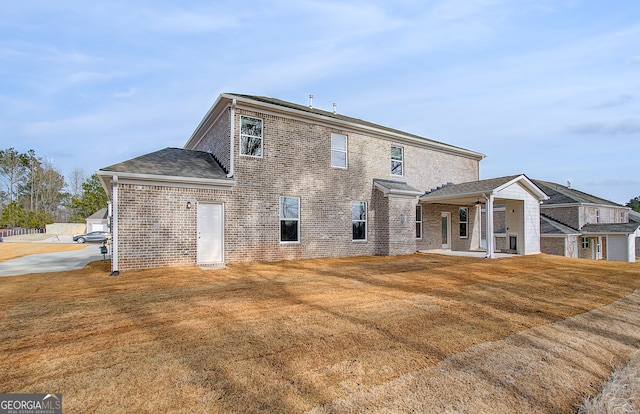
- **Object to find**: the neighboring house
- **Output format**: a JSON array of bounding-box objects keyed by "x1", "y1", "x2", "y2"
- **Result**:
[
  {"x1": 532, "y1": 180, "x2": 638, "y2": 262},
  {"x1": 629, "y1": 210, "x2": 640, "y2": 258},
  {"x1": 97, "y1": 93, "x2": 548, "y2": 273},
  {"x1": 86, "y1": 208, "x2": 109, "y2": 233}
]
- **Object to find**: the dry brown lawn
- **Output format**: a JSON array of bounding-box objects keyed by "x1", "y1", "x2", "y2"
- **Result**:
[
  {"x1": 1, "y1": 252, "x2": 640, "y2": 413},
  {"x1": 0, "y1": 241, "x2": 86, "y2": 261}
]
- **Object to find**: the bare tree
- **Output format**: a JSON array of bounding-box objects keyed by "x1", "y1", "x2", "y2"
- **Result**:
[{"x1": 68, "y1": 167, "x2": 86, "y2": 197}]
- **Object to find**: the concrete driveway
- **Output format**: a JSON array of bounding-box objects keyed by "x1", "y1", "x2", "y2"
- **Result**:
[{"x1": 0, "y1": 245, "x2": 105, "y2": 276}]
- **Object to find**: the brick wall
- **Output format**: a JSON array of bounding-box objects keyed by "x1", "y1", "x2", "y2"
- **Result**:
[
  {"x1": 114, "y1": 105, "x2": 480, "y2": 270},
  {"x1": 115, "y1": 183, "x2": 231, "y2": 270},
  {"x1": 541, "y1": 237, "x2": 566, "y2": 256}
]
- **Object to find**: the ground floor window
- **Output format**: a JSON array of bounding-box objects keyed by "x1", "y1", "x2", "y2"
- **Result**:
[
  {"x1": 416, "y1": 205, "x2": 422, "y2": 239},
  {"x1": 352, "y1": 201, "x2": 367, "y2": 241},
  {"x1": 459, "y1": 207, "x2": 468, "y2": 238},
  {"x1": 582, "y1": 237, "x2": 590, "y2": 249},
  {"x1": 280, "y1": 196, "x2": 300, "y2": 242}
]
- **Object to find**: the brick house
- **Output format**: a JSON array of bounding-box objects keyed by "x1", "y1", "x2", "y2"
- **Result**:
[
  {"x1": 533, "y1": 180, "x2": 639, "y2": 262},
  {"x1": 97, "y1": 93, "x2": 548, "y2": 273}
]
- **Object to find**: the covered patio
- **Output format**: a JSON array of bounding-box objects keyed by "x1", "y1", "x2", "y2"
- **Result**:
[{"x1": 420, "y1": 175, "x2": 549, "y2": 258}]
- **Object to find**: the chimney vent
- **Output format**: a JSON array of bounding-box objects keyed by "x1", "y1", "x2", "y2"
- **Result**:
[
  {"x1": 309, "y1": 94, "x2": 313, "y2": 109},
  {"x1": 333, "y1": 103, "x2": 337, "y2": 114}
]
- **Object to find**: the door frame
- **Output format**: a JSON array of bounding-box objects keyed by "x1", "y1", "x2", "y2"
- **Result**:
[
  {"x1": 197, "y1": 201, "x2": 225, "y2": 265},
  {"x1": 441, "y1": 212, "x2": 451, "y2": 249}
]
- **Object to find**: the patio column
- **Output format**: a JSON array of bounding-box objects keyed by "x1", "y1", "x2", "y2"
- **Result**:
[{"x1": 485, "y1": 194, "x2": 495, "y2": 259}]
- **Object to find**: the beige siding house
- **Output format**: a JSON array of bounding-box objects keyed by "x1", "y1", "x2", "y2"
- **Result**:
[{"x1": 97, "y1": 93, "x2": 547, "y2": 273}]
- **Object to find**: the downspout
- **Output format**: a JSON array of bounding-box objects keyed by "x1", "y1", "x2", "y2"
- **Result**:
[
  {"x1": 110, "y1": 175, "x2": 119, "y2": 276},
  {"x1": 483, "y1": 192, "x2": 495, "y2": 259},
  {"x1": 226, "y1": 98, "x2": 236, "y2": 178}
]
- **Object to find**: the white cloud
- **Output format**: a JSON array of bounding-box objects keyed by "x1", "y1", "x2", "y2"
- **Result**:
[
  {"x1": 114, "y1": 88, "x2": 137, "y2": 98},
  {"x1": 567, "y1": 118, "x2": 640, "y2": 135}
]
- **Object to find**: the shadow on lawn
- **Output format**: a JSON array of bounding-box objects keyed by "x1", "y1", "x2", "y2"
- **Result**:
[{"x1": 103, "y1": 255, "x2": 640, "y2": 413}]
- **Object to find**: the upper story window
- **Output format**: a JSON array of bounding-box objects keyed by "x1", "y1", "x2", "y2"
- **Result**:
[
  {"x1": 620, "y1": 211, "x2": 626, "y2": 223},
  {"x1": 391, "y1": 145, "x2": 403, "y2": 176},
  {"x1": 459, "y1": 207, "x2": 468, "y2": 238},
  {"x1": 240, "y1": 116, "x2": 263, "y2": 157},
  {"x1": 280, "y1": 196, "x2": 300, "y2": 243},
  {"x1": 352, "y1": 201, "x2": 367, "y2": 241},
  {"x1": 595, "y1": 209, "x2": 600, "y2": 223},
  {"x1": 331, "y1": 133, "x2": 347, "y2": 168}
]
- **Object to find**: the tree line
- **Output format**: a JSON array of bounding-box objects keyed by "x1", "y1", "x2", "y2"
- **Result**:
[{"x1": 0, "y1": 147, "x2": 107, "y2": 229}]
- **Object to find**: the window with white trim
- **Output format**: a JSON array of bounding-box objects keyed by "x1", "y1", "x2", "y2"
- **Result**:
[
  {"x1": 280, "y1": 196, "x2": 300, "y2": 243},
  {"x1": 352, "y1": 201, "x2": 367, "y2": 241},
  {"x1": 582, "y1": 237, "x2": 590, "y2": 249},
  {"x1": 391, "y1": 145, "x2": 403, "y2": 176},
  {"x1": 459, "y1": 207, "x2": 468, "y2": 238},
  {"x1": 331, "y1": 133, "x2": 347, "y2": 168},
  {"x1": 595, "y1": 209, "x2": 600, "y2": 223},
  {"x1": 416, "y1": 205, "x2": 423, "y2": 239},
  {"x1": 240, "y1": 116, "x2": 263, "y2": 157}
]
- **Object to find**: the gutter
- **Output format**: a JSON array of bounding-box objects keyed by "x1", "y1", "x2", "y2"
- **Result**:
[
  {"x1": 227, "y1": 98, "x2": 236, "y2": 178},
  {"x1": 110, "y1": 175, "x2": 119, "y2": 276}
]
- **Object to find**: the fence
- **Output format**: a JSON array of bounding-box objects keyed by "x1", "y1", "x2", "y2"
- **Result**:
[{"x1": 0, "y1": 228, "x2": 46, "y2": 238}]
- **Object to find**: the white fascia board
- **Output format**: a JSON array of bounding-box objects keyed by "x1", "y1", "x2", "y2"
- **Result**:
[
  {"x1": 374, "y1": 182, "x2": 423, "y2": 199},
  {"x1": 231, "y1": 95, "x2": 485, "y2": 161},
  {"x1": 184, "y1": 94, "x2": 229, "y2": 149},
  {"x1": 420, "y1": 190, "x2": 488, "y2": 202},
  {"x1": 495, "y1": 175, "x2": 549, "y2": 201},
  {"x1": 96, "y1": 171, "x2": 113, "y2": 199},
  {"x1": 97, "y1": 170, "x2": 236, "y2": 191}
]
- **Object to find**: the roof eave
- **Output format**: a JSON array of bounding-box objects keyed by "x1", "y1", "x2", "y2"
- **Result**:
[
  {"x1": 226, "y1": 94, "x2": 485, "y2": 160},
  {"x1": 97, "y1": 170, "x2": 236, "y2": 191}
]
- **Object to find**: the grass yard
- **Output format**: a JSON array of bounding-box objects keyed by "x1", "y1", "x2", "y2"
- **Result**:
[{"x1": 1, "y1": 252, "x2": 640, "y2": 413}]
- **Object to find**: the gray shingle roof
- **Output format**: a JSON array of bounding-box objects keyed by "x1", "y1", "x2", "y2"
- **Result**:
[
  {"x1": 87, "y1": 208, "x2": 108, "y2": 220},
  {"x1": 540, "y1": 215, "x2": 580, "y2": 235},
  {"x1": 581, "y1": 222, "x2": 640, "y2": 234},
  {"x1": 373, "y1": 179, "x2": 422, "y2": 196},
  {"x1": 227, "y1": 93, "x2": 483, "y2": 158},
  {"x1": 100, "y1": 147, "x2": 229, "y2": 180},
  {"x1": 422, "y1": 174, "x2": 522, "y2": 199},
  {"x1": 533, "y1": 180, "x2": 621, "y2": 207}
]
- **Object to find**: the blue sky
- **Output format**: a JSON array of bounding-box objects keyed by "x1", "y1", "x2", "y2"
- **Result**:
[{"x1": 1, "y1": 1, "x2": 639, "y2": 203}]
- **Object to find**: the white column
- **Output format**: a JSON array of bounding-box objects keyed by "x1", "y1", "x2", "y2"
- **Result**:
[
  {"x1": 486, "y1": 195, "x2": 495, "y2": 259},
  {"x1": 111, "y1": 176, "x2": 119, "y2": 276}
]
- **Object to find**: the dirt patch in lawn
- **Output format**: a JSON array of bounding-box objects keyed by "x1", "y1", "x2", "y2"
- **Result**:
[
  {"x1": 1, "y1": 254, "x2": 639, "y2": 413},
  {"x1": 0, "y1": 241, "x2": 86, "y2": 261}
]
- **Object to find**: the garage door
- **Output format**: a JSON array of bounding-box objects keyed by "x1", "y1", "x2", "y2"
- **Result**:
[{"x1": 607, "y1": 235, "x2": 628, "y2": 262}]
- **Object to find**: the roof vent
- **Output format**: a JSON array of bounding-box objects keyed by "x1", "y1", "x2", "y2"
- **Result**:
[
  {"x1": 567, "y1": 180, "x2": 571, "y2": 188},
  {"x1": 309, "y1": 94, "x2": 313, "y2": 109},
  {"x1": 333, "y1": 103, "x2": 337, "y2": 114}
]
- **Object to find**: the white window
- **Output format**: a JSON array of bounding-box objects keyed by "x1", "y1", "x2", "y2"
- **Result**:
[
  {"x1": 620, "y1": 211, "x2": 626, "y2": 223},
  {"x1": 459, "y1": 207, "x2": 468, "y2": 238},
  {"x1": 416, "y1": 205, "x2": 423, "y2": 239},
  {"x1": 352, "y1": 201, "x2": 367, "y2": 241},
  {"x1": 280, "y1": 197, "x2": 300, "y2": 243},
  {"x1": 391, "y1": 145, "x2": 403, "y2": 176},
  {"x1": 595, "y1": 209, "x2": 600, "y2": 223},
  {"x1": 240, "y1": 116, "x2": 263, "y2": 157},
  {"x1": 582, "y1": 237, "x2": 590, "y2": 249},
  {"x1": 331, "y1": 133, "x2": 347, "y2": 168}
]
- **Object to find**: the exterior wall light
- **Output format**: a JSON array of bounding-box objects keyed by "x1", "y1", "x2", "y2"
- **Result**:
[{"x1": 187, "y1": 201, "x2": 192, "y2": 209}]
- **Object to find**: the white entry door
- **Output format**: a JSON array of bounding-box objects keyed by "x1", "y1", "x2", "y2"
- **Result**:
[
  {"x1": 197, "y1": 202, "x2": 223, "y2": 264},
  {"x1": 441, "y1": 212, "x2": 451, "y2": 249}
]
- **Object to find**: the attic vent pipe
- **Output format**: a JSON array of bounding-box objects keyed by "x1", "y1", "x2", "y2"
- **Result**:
[
  {"x1": 333, "y1": 103, "x2": 337, "y2": 114},
  {"x1": 309, "y1": 94, "x2": 313, "y2": 109}
]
